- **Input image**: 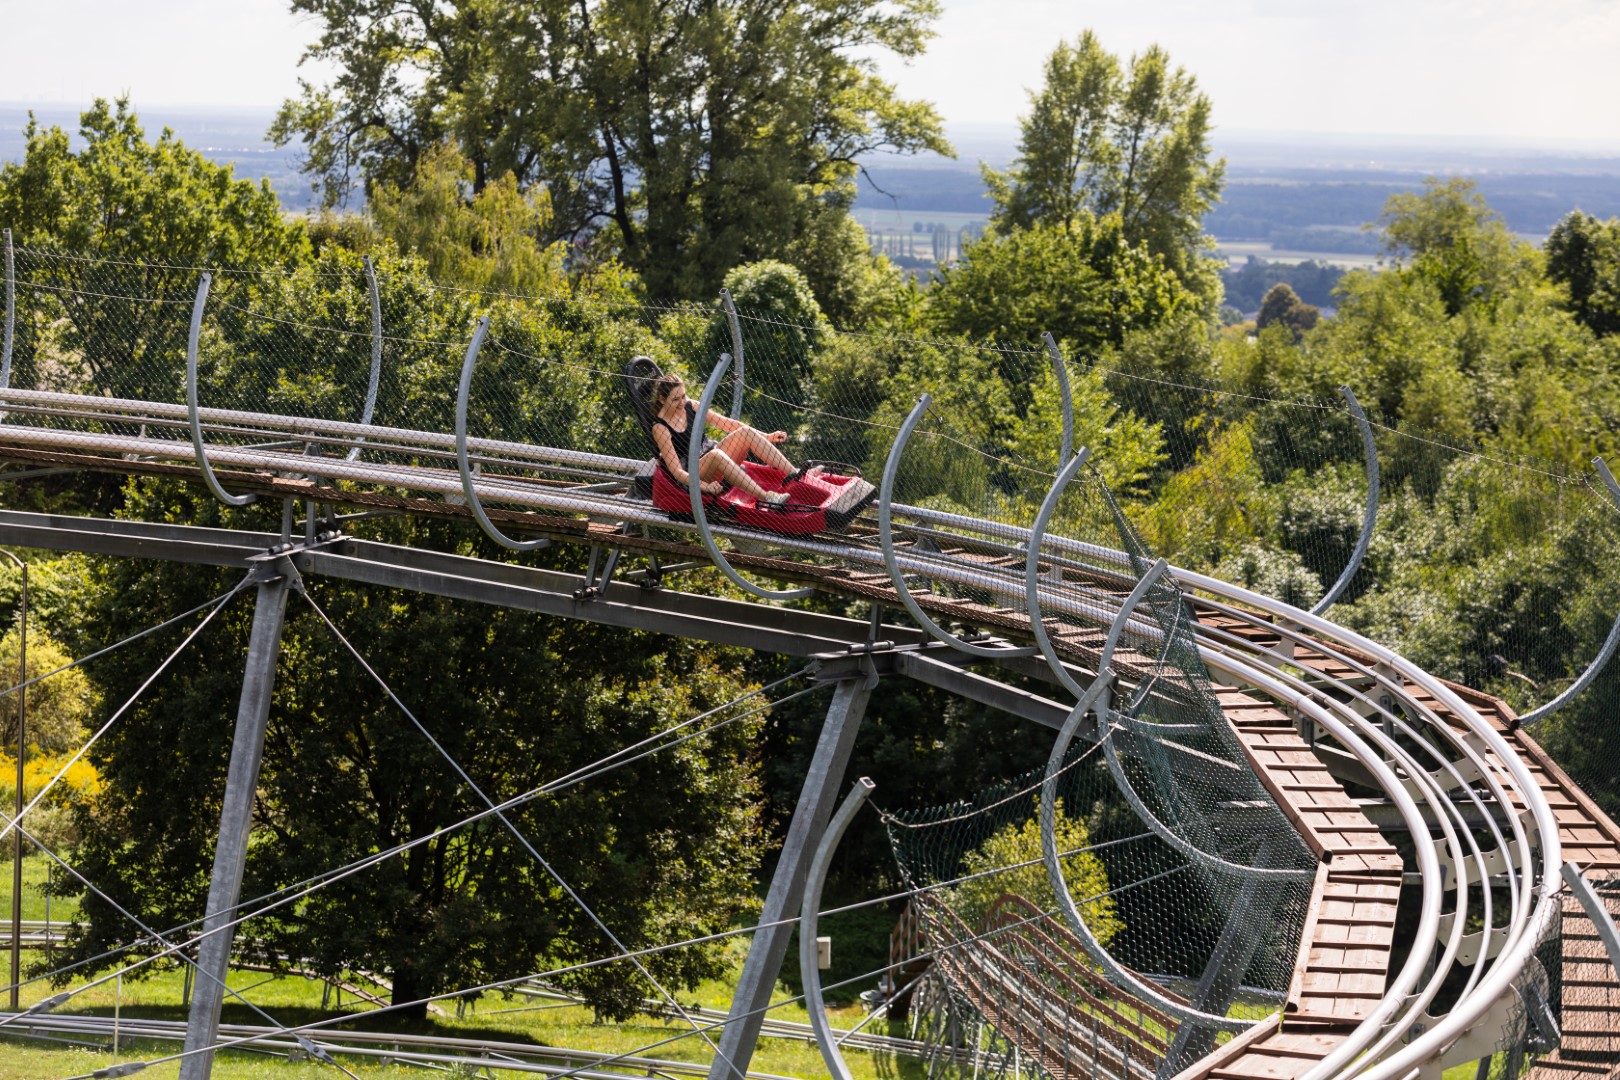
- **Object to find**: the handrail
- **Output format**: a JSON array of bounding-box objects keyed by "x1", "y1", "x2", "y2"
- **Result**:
[
  {"x1": 185, "y1": 273, "x2": 256, "y2": 508},
  {"x1": 688, "y1": 355, "x2": 812, "y2": 600},
  {"x1": 878, "y1": 395, "x2": 1035, "y2": 658},
  {"x1": 345, "y1": 255, "x2": 384, "y2": 462},
  {"x1": 1310, "y1": 385, "x2": 1378, "y2": 615},
  {"x1": 799, "y1": 777, "x2": 874, "y2": 1080},
  {"x1": 453, "y1": 315, "x2": 549, "y2": 552}
]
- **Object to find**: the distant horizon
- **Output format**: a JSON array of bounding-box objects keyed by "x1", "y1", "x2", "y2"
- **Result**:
[{"x1": 7, "y1": 100, "x2": 1620, "y2": 163}]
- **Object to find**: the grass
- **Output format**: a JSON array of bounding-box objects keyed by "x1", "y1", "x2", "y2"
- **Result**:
[{"x1": 0, "y1": 915, "x2": 913, "y2": 1080}]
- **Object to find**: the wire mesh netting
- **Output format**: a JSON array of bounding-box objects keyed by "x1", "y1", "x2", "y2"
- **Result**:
[{"x1": 3, "y1": 242, "x2": 1620, "y2": 1078}]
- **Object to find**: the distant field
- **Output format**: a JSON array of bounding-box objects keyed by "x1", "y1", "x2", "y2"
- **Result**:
[{"x1": 1213, "y1": 241, "x2": 1384, "y2": 270}]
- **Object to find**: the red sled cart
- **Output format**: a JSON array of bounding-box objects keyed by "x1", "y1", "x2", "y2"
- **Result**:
[{"x1": 625, "y1": 357, "x2": 876, "y2": 535}]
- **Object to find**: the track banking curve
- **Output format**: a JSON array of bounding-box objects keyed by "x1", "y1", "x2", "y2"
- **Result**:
[{"x1": 0, "y1": 378, "x2": 1603, "y2": 1080}]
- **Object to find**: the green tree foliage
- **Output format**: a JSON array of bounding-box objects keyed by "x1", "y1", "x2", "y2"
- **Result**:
[
  {"x1": 371, "y1": 141, "x2": 573, "y2": 296},
  {"x1": 0, "y1": 628, "x2": 97, "y2": 755},
  {"x1": 1255, "y1": 282, "x2": 1320, "y2": 342},
  {"x1": 0, "y1": 100, "x2": 309, "y2": 407},
  {"x1": 62, "y1": 491, "x2": 764, "y2": 1021},
  {"x1": 1377, "y1": 177, "x2": 1537, "y2": 318},
  {"x1": 984, "y1": 32, "x2": 1224, "y2": 313},
  {"x1": 1545, "y1": 210, "x2": 1620, "y2": 337},
  {"x1": 273, "y1": 0, "x2": 950, "y2": 304},
  {"x1": 928, "y1": 217, "x2": 1196, "y2": 410},
  {"x1": 946, "y1": 798, "x2": 1122, "y2": 944}
]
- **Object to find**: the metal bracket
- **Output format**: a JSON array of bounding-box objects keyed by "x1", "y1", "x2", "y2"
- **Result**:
[
  {"x1": 453, "y1": 315, "x2": 551, "y2": 553},
  {"x1": 573, "y1": 545, "x2": 623, "y2": 601},
  {"x1": 185, "y1": 273, "x2": 257, "y2": 508},
  {"x1": 1310, "y1": 385, "x2": 1378, "y2": 615}
]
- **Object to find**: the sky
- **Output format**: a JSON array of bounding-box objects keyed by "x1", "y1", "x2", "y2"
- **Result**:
[{"x1": 3, "y1": 0, "x2": 1619, "y2": 147}]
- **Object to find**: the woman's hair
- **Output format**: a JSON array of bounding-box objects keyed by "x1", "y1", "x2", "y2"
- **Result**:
[{"x1": 653, "y1": 373, "x2": 685, "y2": 408}]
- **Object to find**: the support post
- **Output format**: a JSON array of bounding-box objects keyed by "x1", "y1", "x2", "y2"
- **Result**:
[
  {"x1": 179, "y1": 567, "x2": 293, "y2": 1080},
  {"x1": 1157, "y1": 838, "x2": 1291, "y2": 1075},
  {"x1": 706, "y1": 670, "x2": 876, "y2": 1080},
  {"x1": 2, "y1": 228, "x2": 13, "y2": 391},
  {"x1": 1310, "y1": 386, "x2": 1378, "y2": 616}
]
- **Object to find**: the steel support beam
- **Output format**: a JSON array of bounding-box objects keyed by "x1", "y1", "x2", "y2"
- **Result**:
[
  {"x1": 706, "y1": 669, "x2": 876, "y2": 1080},
  {"x1": 179, "y1": 567, "x2": 292, "y2": 1080}
]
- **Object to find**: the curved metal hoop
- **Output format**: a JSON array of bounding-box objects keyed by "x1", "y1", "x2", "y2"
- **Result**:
[
  {"x1": 1040, "y1": 703, "x2": 1255, "y2": 1033},
  {"x1": 1025, "y1": 448, "x2": 1095, "y2": 697},
  {"x1": 1040, "y1": 332, "x2": 1074, "y2": 464},
  {"x1": 186, "y1": 273, "x2": 256, "y2": 508},
  {"x1": 345, "y1": 255, "x2": 384, "y2": 462},
  {"x1": 718, "y1": 288, "x2": 745, "y2": 420},
  {"x1": 1310, "y1": 385, "x2": 1379, "y2": 615},
  {"x1": 878, "y1": 396, "x2": 1036, "y2": 657},
  {"x1": 799, "y1": 777, "x2": 875, "y2": 1080},
  {"x1": 454, "y1": 315, "x2": 550, "y2": 552},
  {"x1": 688, "y1": 356, "x2": 813, "y2": 600},
  {"x1": 1521, "y1": 456, "x2": 1620, "y2": 725}
]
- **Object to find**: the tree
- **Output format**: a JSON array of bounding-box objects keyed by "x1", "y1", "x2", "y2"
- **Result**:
[
  {"x1": 273, "y1": 0, "x2": 950, "y2": 303},
  {"x1": 0, "y1": 99, "x2": 309, "y2": 409},
  {"x1": 62, "y1": 491, "x2": 766, "y2": 1020},
  {"x1": 927, "y1": 216, "x2": 1196, "y2": 411},
  {"x1": 984, "y1": 32, "x2": 1224, "y2": 313},
  {"x1": 371, "y1": 141, "x2": 573, "y2": 297},
  {"x1": 1546, "y1": 210, "x2": 1620, "y2": 337},
  {"x1": 1377, "y1": 177, "x2": 1536, "y2": 317},
  {"x1": 1255, "y1": 282, "x2": 1320, "y2": 341}
]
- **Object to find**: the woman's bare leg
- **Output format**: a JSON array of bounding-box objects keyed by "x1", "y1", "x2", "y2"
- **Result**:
[
  {"x1": 699, "y1": 450, "x2": 772, "y2": 499},
  {"x1": 719, "y1": 428, "x2": 794, "y2": 474}
]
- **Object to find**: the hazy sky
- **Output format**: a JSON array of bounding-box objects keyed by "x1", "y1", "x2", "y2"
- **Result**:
[{"x1": 4, "y1": 0, "x2": 1619, "y2": 145}]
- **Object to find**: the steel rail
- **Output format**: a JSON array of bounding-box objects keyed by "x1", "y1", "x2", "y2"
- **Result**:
[
  {"x1": 0, "y1": 386, "x2": 1566, "y2": 1079},
  {"x1": 799, "y1": 777, "x2": 875, "y2": 1080},
  {"x1": 1, "y1": 229, "x2": 13, "y2": 391},
  {"x1": 719, "y1": 287, "x2": 745, "y2": 419},
  {"x1": 1041, "y1": 332, "x2": 1074, "y2": 463}
]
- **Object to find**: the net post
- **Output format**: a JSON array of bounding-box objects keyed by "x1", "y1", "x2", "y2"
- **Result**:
[
  {"x1": 1041, "y1": 332, "x2": 1073, "y2": 464},
  {"x1": 1520, "y1": 457, "x2": 1620, "y2": 725},
  {"x1": 453, "y1": 314, "x2": 550, "y2": 552},
  {"x1": 720, "y1": 287, "x2": 745, "y2": 420},
  {"x1": 800, "y1": 777, "x2": 875, "y2": 1080},
  {"x1": 346, "y1": 254, "x2": 384, "y2": 461},
  {"x1": 1310, "y1": 385, "x2": 1378, "y2": 615},
  {"x1": 2, "y1": 228, "x2": 13, "y2": 391},
  {"x1": 186, "y1": 273, "x2": 256, "y2": 508}
]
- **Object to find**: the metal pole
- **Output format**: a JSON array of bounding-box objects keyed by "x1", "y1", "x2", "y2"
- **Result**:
[
  {"x1": 706, "y1": 669, "x2": 876, "y2": 1080},
  {"x1": 1040, "y1": 333, "x2": 1074, "y2": 465},
  {"x1": 346, "y1": 255, "x2": 384, "y2": 462},
  {"x1": 179, "y1": 566, "x2": 292, "y2": 1080},
  {"x1": 719, "y1": 288, "x2": 745, "y2": 420},
  {"x1": 1310, "y1": 386, "x2": 1378, "y2": 615},
  {"x1": 2, "y1": 228, "x2": 14, "y2": 391},
  {"x1": 1, "y1": 549, "x2": 24, "y2": 1012},
  {"x1": 800, "y1": 777, "x2": 874, "y2": 1080}
]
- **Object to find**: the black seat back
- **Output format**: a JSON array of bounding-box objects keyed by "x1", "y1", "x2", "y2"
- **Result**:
[{"x1": 624, "y1": 356, "x2": 664, "y2": 440}]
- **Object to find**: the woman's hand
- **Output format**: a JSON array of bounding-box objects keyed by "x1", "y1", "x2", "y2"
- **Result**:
[
  {"x1": 701, "y1": 480, "x2": 722, "y2": 495},
  {"x1": 766, "y1": 430, "x2": 787, "y2": 444}
]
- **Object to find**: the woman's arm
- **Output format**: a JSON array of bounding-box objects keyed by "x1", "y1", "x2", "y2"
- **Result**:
[
  {"x1": 651, "y1": 425, "x2": 719, "y2": 492},
  {"x1": 704, "y1": 410, "x2": 786, "y2": 443}
]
